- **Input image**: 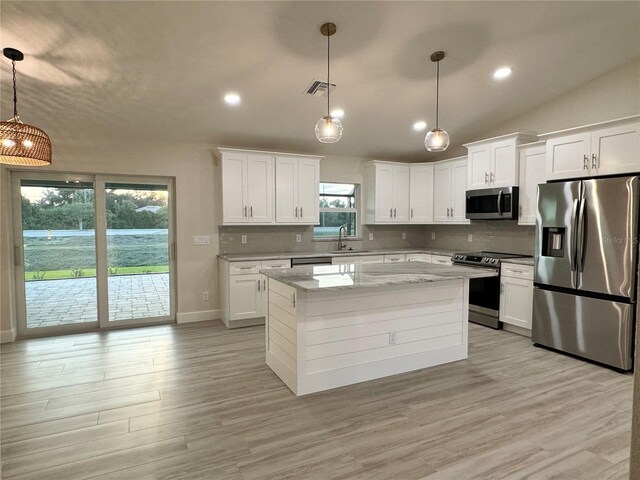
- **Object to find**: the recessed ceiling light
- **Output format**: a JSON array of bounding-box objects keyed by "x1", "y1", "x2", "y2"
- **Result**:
[
  {"x1": 330, "y1": 108, "x2": 344, "y2": 118},
  {"x1": 493, "y1": 67, "x2": 512, "y2": 80},
  {"x1": 413, "y1": 121, "x2": 427, "y2": 132},
  {"x1": 224, "y1": 93, "x2": 241, "y2": 106}
]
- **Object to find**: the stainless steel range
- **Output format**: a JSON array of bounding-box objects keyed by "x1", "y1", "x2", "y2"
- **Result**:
[{"x1": 452, "y1": 251, "x2": 531, "y2": 329}]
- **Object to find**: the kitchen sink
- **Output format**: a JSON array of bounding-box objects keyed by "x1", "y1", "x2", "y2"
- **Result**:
[{"x1": 329, "y1": 250, "x2": 372, "y2": 254}]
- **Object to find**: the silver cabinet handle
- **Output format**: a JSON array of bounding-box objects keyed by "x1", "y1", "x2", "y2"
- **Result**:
[
  {"x1": 263, "y1": 279, "x2": 266, "y2": 290},
  {"x1": 506, "y1": 268, "x2": 526, "y2": 274},
  {"x1": 257, "y1": 279, "x2": 261, "y2": 291},
  {"x1": 393, "y1": 208, "x2": 397, "y2": 218},
  {"x1": 490, "y1": 172, "x2": 494, "y2": 184},
  {"x1": 446, "y1": 207, "x2": 450, "y2": 217},
  {"x1": 390, "y1": 208, "x2": 393, "y2": 218},
  {"x1": 250, "y1": 206, "x2": 253, "y2": 218},
  {"x1": 410, "y1": 208, "x2": 413, "y2": 218},
  {"x1": 244, "y1": 206, "x2": 247, "y2": 217},
  {"x1": 500, "y1": 283, "x2": 504, "y2": 294},
  {"x1": 300, "y1": 207, "x2": 303, "y2": 217},
  {"x1": 592, "y1": 153, "x2": 597, "y2": 169},
  {"x1": 238, "y1": 266, "x2": 255, "y2": 270},
  {"x1": 295, "y1": 207, "x2": 298, "y2": 218},
  {"x1": 450, "y1": 207, "x2": 454, "y2": 217},
  {"x1": 485, "y1": 172, "x2": 489, "y2": 184},
  {"x1": 291, "y1": 292, "x2": 296, "y2": 307},
  {"x1": 583, "y1": 154, "x2": 588, "y2": 170}
]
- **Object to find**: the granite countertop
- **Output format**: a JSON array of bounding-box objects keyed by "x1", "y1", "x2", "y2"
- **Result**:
[
  {"x1": 502, "y1": 257, "x2": 534, "y2": 266},
  {"x1": 218, "y1": 248, "x2": 458, "y2": 262},
  {"x1": 260, "y1": 262, "x2": 497, "y2": 293}
]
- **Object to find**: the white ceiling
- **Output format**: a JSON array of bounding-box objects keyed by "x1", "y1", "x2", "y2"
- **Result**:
[{"x1": 1, "y1": 1, "x2": 639, "y2": 161}]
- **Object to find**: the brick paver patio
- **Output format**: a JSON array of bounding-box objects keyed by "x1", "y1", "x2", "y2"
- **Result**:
[{"x1": 25, "y1": 273, "x2": 170, "y2": 328}]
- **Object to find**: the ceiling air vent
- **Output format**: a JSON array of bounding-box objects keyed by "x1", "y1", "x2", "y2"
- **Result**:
[{"x1": 305, "y1": 80, "x2": 336, "y2": 97}]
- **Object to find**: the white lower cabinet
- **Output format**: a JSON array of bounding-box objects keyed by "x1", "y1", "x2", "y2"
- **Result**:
[
  {"x1": 499, "y1": 263, "x2": 534, "y2": 333},
  {"x1": 220, "y1": 258, "x2": 291, "y2": 328}
]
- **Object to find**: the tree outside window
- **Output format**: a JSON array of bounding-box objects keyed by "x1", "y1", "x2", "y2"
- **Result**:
[{"x1": 314, "y1": 183, "x2": 358, "y2": 239}]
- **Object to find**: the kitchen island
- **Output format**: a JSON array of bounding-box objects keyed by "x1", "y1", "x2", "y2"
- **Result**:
[{"x1": 260, "y1": 262, "x2": 497, "y2": 395}]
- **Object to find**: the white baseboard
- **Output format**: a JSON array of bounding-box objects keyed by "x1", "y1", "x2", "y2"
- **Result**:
[
  {"x1": 176, "y1": 309, "x2": 220, "y2": 324},
  {"x1": 0, "y1": 327, "x2": 17, "y2": 343}
]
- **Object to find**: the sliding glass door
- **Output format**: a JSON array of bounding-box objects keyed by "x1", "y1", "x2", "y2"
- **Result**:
[{"x1": 12, "y1": 173, "x2": 175, "y2": 337}]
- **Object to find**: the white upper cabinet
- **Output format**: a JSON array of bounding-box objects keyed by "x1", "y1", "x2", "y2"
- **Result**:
[
  {"x1": 220, "y1": 148, "x2": 322, "y2": 226},
  {"x1": 433, "y1": 157, "x2": 469, "y2": 224},
  {"x1": 221, "y1": 150, "x2": 274, "y2": 224},
  {"x1": 275, "y1": 156, "x2": 320, "y2": 224},
  {"x1": 409, "y1": 164, "x2": 434, "y2": 223},
  {"x1": 542, "y1": 116, "x2": 640, "y2": 180},
  {"x1": 518, "y1": 142, "x2": 546, "y2": 226},
  {"x1": 465, "y1": 133, "x2": 537, "y2": 190},
  {"x1": 364, "y1": 161, "x2": 410, "y2": 224}
]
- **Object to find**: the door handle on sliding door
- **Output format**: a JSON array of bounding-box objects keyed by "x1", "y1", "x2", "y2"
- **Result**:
[{"x1": 576, "y1": 198, "x2": 586, "y2": 272}]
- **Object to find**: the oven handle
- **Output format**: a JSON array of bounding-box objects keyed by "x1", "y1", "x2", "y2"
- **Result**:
[{"x1": 497, "y1": 190, "x2": 503, "y2": 216}]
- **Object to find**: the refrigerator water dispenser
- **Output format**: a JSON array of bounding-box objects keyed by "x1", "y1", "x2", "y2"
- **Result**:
[{"x1": 542, "y1": 227, "x2": 565, "y2": 257}]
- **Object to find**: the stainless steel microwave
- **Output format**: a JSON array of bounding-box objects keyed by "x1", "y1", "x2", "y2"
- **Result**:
[{"x1": 465, "y1": 187, "x2": 519, "y2": 220}]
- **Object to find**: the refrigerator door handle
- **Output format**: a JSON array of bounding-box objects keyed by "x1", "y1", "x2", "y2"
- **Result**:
[
  {"x1": 497, "y1": 190, "x2": 503, "y2": 216},
  {"x1": 576, "y1": 197, "x2": 586, "y2": 272},
  {"x1": 569, "y1": 199, "x2": 579, "y2": 273}
]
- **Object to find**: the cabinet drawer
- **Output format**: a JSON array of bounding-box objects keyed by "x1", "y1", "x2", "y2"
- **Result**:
[
  {"x1": 229, "y1": 261, "x2": 262, "y2": 275},
  {"x1": 360, "y1": 255, "x2": 384, "y2": 264},
  {"x1": 384, "y1": 254, "x2": 407, "y2": 263},
  {"x1": 431, "y1": 254, "x2": 453, "y2": 266},
  {"x1": 261, "y1": 259, "x2": 291, "y2": 270},
  {"x1": 406, "y1": 253, "x2": 432, "y2": 263},
  {"x1": 501, "y1": 263, "x2": 534, "y2": 280}
]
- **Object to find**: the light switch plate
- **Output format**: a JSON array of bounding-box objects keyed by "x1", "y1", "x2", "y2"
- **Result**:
[
  {"x1": 368, "y1": 232, "x2": 374, "y2": 241},
  {"x1": 193, "y1": 235, "x2": 210, "y2": 246},
  {"x1": 296, "y1": 234, "x2": 302, "y2": 243},
  {"x1": 241, "y1": 235, "x2": 247, "y2": 244}
]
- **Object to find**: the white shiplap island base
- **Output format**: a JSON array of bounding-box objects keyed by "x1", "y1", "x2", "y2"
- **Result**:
[{"x1": 261, "y1": 263, "x2": 497, "y2": 396}]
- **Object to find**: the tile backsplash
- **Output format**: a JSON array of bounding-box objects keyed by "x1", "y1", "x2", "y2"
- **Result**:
[
  {"x1": 424, "y1": 221, "x2": 535, "y2": 256},
  {"x1": 218, "y1": 224, "x2": 427, "y2": 254}
]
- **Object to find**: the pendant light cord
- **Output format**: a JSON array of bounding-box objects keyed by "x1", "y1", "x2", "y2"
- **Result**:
[
  {"x1": 435, "y1": 60, "x2": 439, "y2": 130},
  {"x1": 12, "y1": 59, "x2": 18, "y2": 119},
  {"x1": 327, "y1": 33, "x2": 331, "y2": 117}
]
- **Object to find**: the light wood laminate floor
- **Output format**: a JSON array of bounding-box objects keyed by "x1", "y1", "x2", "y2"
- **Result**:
[{"x1": 0, "y1": 321, "x2": 633, "y2": 480}]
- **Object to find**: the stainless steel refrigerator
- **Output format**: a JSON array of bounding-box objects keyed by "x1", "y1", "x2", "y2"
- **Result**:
[{"x1": 533, "y1": 176, "x2": 638, "y2": 370}]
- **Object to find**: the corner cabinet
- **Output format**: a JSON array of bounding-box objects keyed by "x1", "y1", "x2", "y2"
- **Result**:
[
  {"x1": 433, "y1": 157, "x2": 469, "y2": 223},
  {"x1": 275, "y1": 156, "x2": 320, "y2": 224},
  {"x1": 541, "y1": 116, "x2": 640, "y2": 181},
  {"x1": 518, "y1": 142, "x2": 546, "y2": 225},
  {"x1": 219, "y1": 148, "x2": 322, "y2": 226},
  {"x1": 464, "y1": 133, "x2": 538, "y2": 190},
  {"x1": 363, "y1": 161, "x2": 410, "y2": 224}
]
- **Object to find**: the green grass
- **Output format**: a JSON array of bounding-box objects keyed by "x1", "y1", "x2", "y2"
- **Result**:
[{"x1": 25, "y1": 265, "x2": 168, "y2": 281}]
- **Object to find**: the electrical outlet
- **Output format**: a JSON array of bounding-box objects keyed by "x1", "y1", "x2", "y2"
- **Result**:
[
  {"x1": 402, "y1": 232, "x2": 407, "y2": 240},
  {"x1": 202, "y1": 291, "x2": 209, "y2": 301},
  {"x1": 431, "y1": 232, "x2": 436, "y2": 240},
  {"x1": 193, "y1": 235, "x2": 210, "y2": 246},
  {"x1": 241, "y1": 235, "x2": 247, "y2": 244},
  {"x1": 296, "y1": 234, "x2": 302, "y2": 243},
  {"x1": 468, "y1": 234, "x2": 473, "y2": 242},
  {"x1": 389, "y1": 331, "x2": 397, "y2": 345},
  {"x1": 368, "y1": 232, "x2": 374, "y2": 241}
]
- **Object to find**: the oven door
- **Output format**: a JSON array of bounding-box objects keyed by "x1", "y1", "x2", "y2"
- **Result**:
[
  {"x1": 466, "y1": 187, "x2": 518, "y2": 220},
  {"x1": 468, "y1": 274, "x2": 501, "y2": 328}
]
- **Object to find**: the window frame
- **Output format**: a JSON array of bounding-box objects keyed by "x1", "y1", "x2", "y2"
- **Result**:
[{"x1": 314, "y1": 182, "x2": 360, "y2": 241}]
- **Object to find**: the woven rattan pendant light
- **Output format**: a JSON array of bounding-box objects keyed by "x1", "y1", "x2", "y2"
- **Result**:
[{"x1": 0, "y1": 48, "x2": 52, "y2": 166}]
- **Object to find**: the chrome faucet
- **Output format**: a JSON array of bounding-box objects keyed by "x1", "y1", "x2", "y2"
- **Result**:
[{"x1": 337, "y1": 225, "x2": 347, "y2": 251}]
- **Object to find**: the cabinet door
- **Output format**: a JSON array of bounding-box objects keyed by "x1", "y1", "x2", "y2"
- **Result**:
[
  {"x1": 545, "y1": 133, "x2": 591, "y2": 180},
  {"x1": 275, "y1": 156, "x2": 298, "y2": 223},
  {"x1": 246, "y1": 154, "x2": 274, "y2": 223},
  {"x1": 499, "y1": 277, "x2": 533, "y2": 330},
  {"x1": 450, "y1": 160, "x2": 468, "y2": 223},
  {"x1": 409, "y1": 164, "x2": 434, "y2": 223},
  {"x1": 229, "y1": 274, "x2": 262, "y2": 320},
  {"x1": 359, "y1": 255, "x2": 384, "y2": 264},
  {"x1": 591, "y1": 121, "x2": 640, "y2": 176},
  {"x1": 222, "y1": 153, "x2": 247, "y2": 223},
  {"x1": 297, "y1": 159, "x2": 320, "y2": 224},
  {"x1": 433, "y1": 164, "x2": 452, "y2": 222},
  {"x1": 491, "y1": 138, "x2": 518, "y2": 187},
  {"x1": 332, "y1": 256, "x2": 361, "y2": 265},
  {"x1": 374, "y1": 164, "x2": 394, "y2": 222},
  {"x1": 467, "y1": 145, "x2": 491, "y2": 190},
  {"x1": 519, "y1": 145, "x2": 546, "y2": 225},
  {"x1": 392, "y1": 165, "x2": 410, "y2": 222}
]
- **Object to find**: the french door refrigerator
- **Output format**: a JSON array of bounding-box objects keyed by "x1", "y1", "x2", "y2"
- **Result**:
[{"x1": 533, "y1": 176, "x2": 638, "y2": 370}]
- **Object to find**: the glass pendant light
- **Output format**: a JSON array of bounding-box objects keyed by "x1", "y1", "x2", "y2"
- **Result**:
[
  {"x1": 424, "y1": 51, "x2": 450, "y2": 152},
  {"x1": 0, "y1": 48, "x2": 52, "y2": 166},
  {"x1": 315, "y1": 22, "x2": 343, "y2": 143}
]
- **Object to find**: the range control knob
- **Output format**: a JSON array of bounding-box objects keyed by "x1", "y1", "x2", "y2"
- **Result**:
[{"x1": 491, "y1": 259, "x2": 497, "y2": 264}]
